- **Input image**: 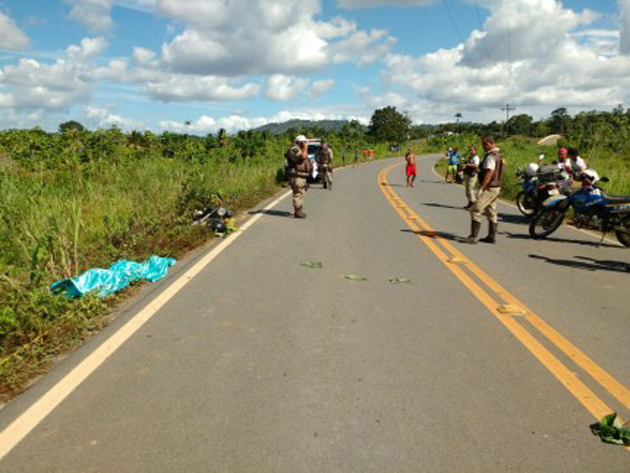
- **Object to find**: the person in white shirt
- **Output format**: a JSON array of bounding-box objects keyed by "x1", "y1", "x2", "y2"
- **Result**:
[
  {"x1": 462, "y1": 145, "x2": 480, "y2": 209},
  {"x1": 567, "y1": 148, "x2": 587, "y2": 177}
]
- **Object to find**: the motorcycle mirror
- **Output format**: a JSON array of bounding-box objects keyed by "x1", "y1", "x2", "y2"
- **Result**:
[{"x1": 600, "y1": 176, "x2": 610, "y2": 183}]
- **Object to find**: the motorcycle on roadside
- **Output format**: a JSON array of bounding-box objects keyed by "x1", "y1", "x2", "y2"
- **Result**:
[
  {"x1": 529, "y1": 170, "x2": 630, "y2": 247},
  {"x1": 192, "y1": 193, "x2": 234, "y2": 234},
  {"x1": 515, "y1": 155, "x2": 571, "y2": 217}
]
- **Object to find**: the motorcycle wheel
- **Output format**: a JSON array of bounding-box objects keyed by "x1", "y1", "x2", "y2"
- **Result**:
[
  {"x1": 529, "y1": 207, "x2": 565, "y2": 239},
  {"x1": 516, "y1": 191, "x2": 537, "y2": 217},
  {"x1": 615, "y1": 215, "x2": 630, "y2": 248}
]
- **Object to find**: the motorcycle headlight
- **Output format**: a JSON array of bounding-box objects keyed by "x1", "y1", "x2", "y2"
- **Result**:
[{"x1": 217, "y1": 207, "x2": 227, "y2": 217}]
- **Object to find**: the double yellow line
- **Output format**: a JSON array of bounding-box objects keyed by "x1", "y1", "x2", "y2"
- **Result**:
[{"x1": 379, "y1": 163, "x2": 630, "y2": 439}]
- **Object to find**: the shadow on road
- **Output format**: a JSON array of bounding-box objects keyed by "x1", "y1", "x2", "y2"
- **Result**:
[
  {"x1": 505, "y1": 232, "x2": 621, "y2": 249},
  {"x1": 498, "y1": 214, "x2": 530, "y2": 225},
  {"x1": 400, "y1": 228, "x2": 461, "y2": 242},
  {"x1": 529, "y1": 254, "x2": 630, "y2": 273},
  {"x1": 249, "y1": 209, "x2": 293, "y2": 218},
  {"x1": 422, "y1": 202, "x2": 466, "y2": 211}
]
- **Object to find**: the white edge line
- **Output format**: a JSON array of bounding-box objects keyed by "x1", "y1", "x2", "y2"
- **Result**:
[
  {"x1": 429, "y1": 161, "x2": 623, "y2": 247},
  {"x1": 0, "y1": 189, "x2": 292, "y2": 461}
]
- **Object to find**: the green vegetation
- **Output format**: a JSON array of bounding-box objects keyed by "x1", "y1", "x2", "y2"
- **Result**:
[{"x1": 0, "y1": 122, "x2": 398, "y2": 400}]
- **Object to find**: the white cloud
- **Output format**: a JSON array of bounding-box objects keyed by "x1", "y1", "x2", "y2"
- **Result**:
[
  {"x1": 0, "y1": 12, "x2": 30, "y2": 50},
  {"x1": 84, "y1": 105, "x2": 144, "y2": 129},
  {"x1": 266, "y1": 75, "x2": 309, "y2": 101},
  {"x1": 0, "y1": 37, "x2": 106, "y2": 111},
  {"x1": 460, "y1": 0, "x2": 598, "y2": 67},
  {"x1": 330, "y1": 29, "x2": 397, "y2": 65},
  {"x1": 377, "y1": 0, "x2": 630, "y2": 123},
  {"x1": 153, "y1": 0, "x2": 393, "y2": 76},
  {"x1": 68, "y1": 0, "x2": 114, "y2": 33},
  {"x1": 145, "y1": 75, "x2": 260, "y2": 102},
  {"x1": 338, "y1": 0, "x2": 435, "y2": 8},
  {"x1": 310, "y1": 79, "x2": 335, "y2": 98},
  {"x1": 94, "y1": 54, "x2": 261, "y2": 102}
]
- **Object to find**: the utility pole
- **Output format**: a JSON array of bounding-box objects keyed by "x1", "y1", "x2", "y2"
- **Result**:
[{"x1": 500, "y1": 103, "x2": 516, "y2": 136}]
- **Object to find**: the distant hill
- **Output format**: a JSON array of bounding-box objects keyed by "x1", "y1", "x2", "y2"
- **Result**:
[{"x1": 253, "y1": 119, "x2": 355, "y2": 135}]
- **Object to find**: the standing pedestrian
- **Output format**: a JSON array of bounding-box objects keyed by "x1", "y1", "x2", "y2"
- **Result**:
[
  {"x1": 369, "y1": 148, "x2": 374, "y2": 161},
  {"x1": 354, "y1": 149, "x2": 359, "y2": 167},
  {"x1": 462, "y1": 145, "x2": 480, "y2": 209},
  {"x1": 316, "y1": 140, "x2": 333, "y2": 190},
  {"x1": 342, "y1": 149, "x2": 346, "y2": 167},
  {"x1": 285, "y1": 135, "x2": 311, "y2": 219},
  {"x1": 405, "y1": 148, "x2": 417, "y2": 187},
  {"x1": 465, "y1": 136, "x2": 504, "y2": 244},
  {"x1": 445, "y1": 147, "x2": 460, "y2": 183},
  {"x1": 363, "y1": 148, "x2": 368, "y2": 162}
]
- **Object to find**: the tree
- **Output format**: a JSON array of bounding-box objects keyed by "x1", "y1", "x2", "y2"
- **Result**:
[
  {"x1": 549, "y1": 107, "x2": 570, "y2": 135},
  {"x1": 59, "y1": 120, "x2": 85, "y2": 134},
  {"x1": 368, "y1": 106, "x2": 410, "y2": 143},
  {"x1": 217, "y1": 128, "x2": 228, "y2": 147},
  {"x1": 506, "y1": 114, "x2": 533, "y2": 136}
]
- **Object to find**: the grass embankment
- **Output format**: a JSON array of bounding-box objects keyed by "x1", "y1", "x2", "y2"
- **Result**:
[
  {"x1": 428, "y1": 137, "x2": 630, "y2": 198},
  {"x1": 0, "y1": 133, "x2": 397, "y2": 402}
]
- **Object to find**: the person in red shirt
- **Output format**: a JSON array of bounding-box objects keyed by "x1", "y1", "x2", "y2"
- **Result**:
[
  {"x1": 405, "y1": 148, "x2": 417, "y2": 187},
  {"x1": 363, "y1": 149, "x2": 368, "y2": 161},
  {"x1": 369, "y1": 148, "x2": 374, "y2": 161}
]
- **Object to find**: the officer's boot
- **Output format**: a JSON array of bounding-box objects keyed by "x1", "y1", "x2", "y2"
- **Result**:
[
  {"x1": 479, "y1": 221, "x2": 498, "y2": 244},
  {"x1": 294, "y1": 207, "x2": 307, "y2": 219},
  {"x1": 464, "y1": 220, "x2": 481, "y2": 244}
]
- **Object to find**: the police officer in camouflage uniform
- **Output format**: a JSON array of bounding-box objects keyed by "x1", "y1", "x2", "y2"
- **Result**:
[
  {"x1": 286, "y1": 135, "x2": 311, "y2": 218},
  {"x1": 465, "y1": 136, "x2": 504, "y2": 244},
  {"x1": 316, "y1": 140, "x2": 333, "y2": 190}
]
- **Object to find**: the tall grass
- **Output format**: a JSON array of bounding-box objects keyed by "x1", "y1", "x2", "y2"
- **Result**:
[
  {"x1": 0, "y1": 147, "x2": 282, "y2": 398},
  {"x1": 0, "y1": 131, "x2": 399, "y2": 399}
]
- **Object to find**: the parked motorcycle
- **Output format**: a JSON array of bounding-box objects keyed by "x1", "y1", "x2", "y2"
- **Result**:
[
  {"x1": 193, "y1": 194, "x2": 233, "y2": 233},
  {"x1": 529, "y1": 171, "x2": 630, "y2": 247},
  {"x1": 515, "y1": 156, "x2": 570, "y2": 217}
]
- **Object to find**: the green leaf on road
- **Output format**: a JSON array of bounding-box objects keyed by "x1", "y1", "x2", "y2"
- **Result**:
[
  {"x1": 300, "y1": 260, "x2": 323, "y2": 269},
  {"x1": 389, "y1": 277, "x2": 411, "y2": 284},
  {"x1": 590, "y1": 412, "x2": 630, "y2": 446},
  {"x1": 345, "y1": 274, "x2": 367, "y2": 281}
]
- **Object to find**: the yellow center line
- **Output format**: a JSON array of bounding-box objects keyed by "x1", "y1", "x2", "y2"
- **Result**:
[
  {"x1": 379, "y1": 163, "x2": 629, "y2": 435},
  {"x1": 387, "y1": 164, "x2": 630, "y2": 410}
]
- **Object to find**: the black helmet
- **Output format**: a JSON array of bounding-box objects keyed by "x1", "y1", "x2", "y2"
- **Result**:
[{"x1": 210, "y1": 220, "x2": 227, "y2": 233}]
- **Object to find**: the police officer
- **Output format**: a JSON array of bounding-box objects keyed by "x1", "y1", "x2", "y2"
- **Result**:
[
  {"x1": 465, "y1": 136, "x2": 504, "y2": 244},
  {"x1": 316, "y1": 141, "x2": 333, "y2": 190},
  {"x1": 462, "y1": 145, "x2": 480, "y2": 209},
  {"x1": 286, "y1": 135, "x2": 311, "y2": 218}
]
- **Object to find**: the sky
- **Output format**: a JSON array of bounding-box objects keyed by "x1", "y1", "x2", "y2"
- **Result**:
[{"x1": 0, "y1": 0, "x2": 628, "y2": 134}]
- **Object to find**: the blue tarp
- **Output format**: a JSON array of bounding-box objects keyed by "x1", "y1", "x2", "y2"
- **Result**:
[{"x1": 50, "y1": 256, "x2": 176, "y2": 298}]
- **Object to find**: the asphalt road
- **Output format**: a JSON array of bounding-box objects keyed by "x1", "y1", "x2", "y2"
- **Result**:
[{"x1": 1, "y1": 156, "x2": 629, "y2": 472}]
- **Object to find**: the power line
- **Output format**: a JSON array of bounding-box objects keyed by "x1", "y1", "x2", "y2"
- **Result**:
[
  {"x1": 473, "y1": 0, "x2": 492, "y2": 62},
  {"x1": 442, "y1": 0, "x2": 464, "y2": 45}
]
